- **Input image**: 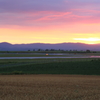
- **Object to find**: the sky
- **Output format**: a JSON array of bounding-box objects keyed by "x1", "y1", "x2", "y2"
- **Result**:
[{"x1": 0, "y1": 0, "x2": 100, "y2": 44}]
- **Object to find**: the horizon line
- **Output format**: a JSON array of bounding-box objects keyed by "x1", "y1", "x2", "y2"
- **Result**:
[{"x1": 0, "y1": 42, "x2": 100, "y2": 45}]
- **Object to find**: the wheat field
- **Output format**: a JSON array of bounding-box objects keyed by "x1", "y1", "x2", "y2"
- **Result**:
[{"x1": 0, "y1": 75, "x2": 100, "y2": 100}]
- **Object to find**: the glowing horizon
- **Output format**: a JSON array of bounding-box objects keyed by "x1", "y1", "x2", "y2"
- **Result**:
[{"x1": 0, "y1": 0, "x2": 100, "y2": 44}]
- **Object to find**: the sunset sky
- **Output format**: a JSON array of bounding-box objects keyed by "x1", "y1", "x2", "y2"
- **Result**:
[{"x1": 0, "y1": 0, "x2": 100, "y2": 44}]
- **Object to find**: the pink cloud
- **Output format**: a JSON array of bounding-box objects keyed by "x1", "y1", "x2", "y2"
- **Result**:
[
  {"x1": 35, "y1": 12, "x2": 72, "y2": 22},
  {"x1": 72, "y1": 9, "x2": 100, "y2": 14},
  {"x1": 0, "y1": 8, "x2": 100, "y2": 29}
]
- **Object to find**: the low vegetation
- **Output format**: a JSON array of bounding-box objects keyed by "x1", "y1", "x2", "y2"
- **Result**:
[
  {"x1": 0, "y1": 55, "x2": 100, "y2": 100},
  {"x1": 0, "y1": 58, "x2": 100, "y2": 75}
]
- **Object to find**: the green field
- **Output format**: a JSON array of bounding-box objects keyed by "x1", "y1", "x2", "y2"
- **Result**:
[
  {"x1": 0, "y1": 58, "x2": 100, "y2": 75},
  {"x1": 0, "y1": 50, "x2": 100, "y2": 57},
  {"x1": 0, "y1": 53, "x2": 73, "y2": 57}
]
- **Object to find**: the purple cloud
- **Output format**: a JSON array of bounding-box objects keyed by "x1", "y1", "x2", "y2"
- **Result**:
[
  {"x1": 0, "y1": 0, "x2": 100, "y2": 13},
  {"x1": 0, "y1": 0, "x2": 68, "y2": 12},
  {"x1": 0, "y1": 0, "x2": 100, "y2": 27}
]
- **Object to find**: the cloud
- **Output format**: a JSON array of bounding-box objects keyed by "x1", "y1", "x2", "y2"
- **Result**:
[
  {"x1": 0, "y1": 0, "x2": 67, "y2": 13},
  {"x1": 0, "y1": 0, "x2": 100, "y2": 28},
  {"x1": 0, "y1": 0, "x2": 100, "y2": 13}
]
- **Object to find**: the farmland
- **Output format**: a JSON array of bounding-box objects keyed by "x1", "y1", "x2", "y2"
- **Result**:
[
  {"x1": 0, "y1": 51, "x2": 100, "y2": 57},
  {"x1": 0, "y1": 58, "x2": 100, "y2": 75},
  {"x1": 0, "y1": 75, "x2": 100, "y2": 100},
  {"x1": 0, "y1": 52, "x2": 100, "y2": 100}
]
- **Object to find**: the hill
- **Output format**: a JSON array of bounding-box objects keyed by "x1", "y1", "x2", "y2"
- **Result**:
[{"x1": 0, "y1": 42, "x2": 100, "y2": 51}]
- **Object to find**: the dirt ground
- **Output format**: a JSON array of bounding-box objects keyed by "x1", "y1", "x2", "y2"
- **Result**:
[{"x1": 0, "y1": 75, "x2": 100, "y2": 100}]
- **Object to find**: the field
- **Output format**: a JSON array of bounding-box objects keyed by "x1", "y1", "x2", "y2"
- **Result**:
[
  {"x1": 0, "y1": 51, "x2": 78, "y2": 57},
  {"x1": 0, "y1": 52, "x2": 100, "y2": 57},
  {"x1": 0, "y1": 75, "x2": 100, "y2": 100},
  {"x1": 0, "y1": 58, "x2": 100, "y2": 75},
  {"x1": 0, "y1": 53, "x2": 100, "y2": 100}
]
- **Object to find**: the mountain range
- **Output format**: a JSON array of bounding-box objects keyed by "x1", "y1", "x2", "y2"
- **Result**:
[{"x1": 0, "y1": 42, "x2": 100, "y2": 51}]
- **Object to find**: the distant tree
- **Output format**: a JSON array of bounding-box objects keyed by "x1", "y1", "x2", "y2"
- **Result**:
[
  {"x1": 45, "y1": 49, "x2": 49, "y2": 51},
  {"x1": 38, "y1": 49, "x2": 41, "y2": 51},
  {"x1": 50, "y1": 49, "x2": 55, "y2": 51},
  {"x1": 33, "y1": 49, "x2": 35, "y2": 51},
  {"x1": 59, "y1": 49, "x2": 61, "y2": 51},
  {"x1": 86, "y1": 49, "x2": 91, "y2": 53}
]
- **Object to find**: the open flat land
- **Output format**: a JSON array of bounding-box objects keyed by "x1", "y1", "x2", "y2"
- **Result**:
[
  {"x1": 0, "y1": 58, "x2": 100, "y2": 75},
  {"x1": 0, "y1": 52, "x2": 100, "y2": 57},
  {"x1": 0, "y1": 53, "x2": 100, "y2": 100},
  {"x1": 0, "y1": 75, "x2": 100, "y2": 100}
]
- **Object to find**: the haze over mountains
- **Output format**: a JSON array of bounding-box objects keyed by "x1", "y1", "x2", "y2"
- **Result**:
[{"x1": 0, "y1": 42, "x2": 100, "y2": 51}]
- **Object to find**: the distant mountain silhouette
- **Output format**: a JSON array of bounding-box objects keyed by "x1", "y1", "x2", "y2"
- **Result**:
[{"x1": 0, "y1": 42, "x2": 100, "y2": 51}]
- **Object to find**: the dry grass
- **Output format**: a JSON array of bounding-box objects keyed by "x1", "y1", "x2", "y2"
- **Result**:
[{"x1": 0, "y1": 75, "x2": 100, "y2": 100}]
